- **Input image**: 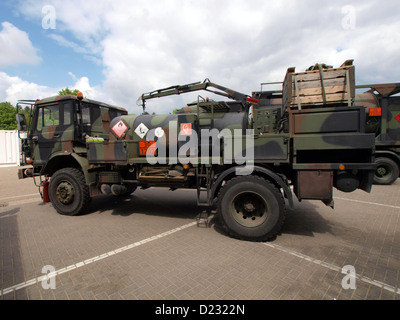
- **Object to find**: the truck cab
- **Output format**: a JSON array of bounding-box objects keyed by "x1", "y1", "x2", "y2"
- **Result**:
[{"x1": 17, "y1": 93, "x2": 127, "y2": 179}]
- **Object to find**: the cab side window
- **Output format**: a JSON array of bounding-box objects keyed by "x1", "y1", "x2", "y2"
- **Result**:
[
  {"x1": 64, "y1": 103, "x2": 72, "y2": 126},
  {"x1": 81, "y1": 105, "x2": 91, "y2": 124},
  {"x1": 35, "y1": 103, "x2": 72, "y2": 131},
  {"x1": 36, "y1": 105, "x2": 60, "y2": 130}
]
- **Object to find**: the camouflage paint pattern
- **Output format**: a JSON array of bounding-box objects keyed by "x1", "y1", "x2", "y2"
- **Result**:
[
  {"x1": 88, "y1": 101, "x2": 254, "y2": 165},
  {"x1": 19, "y1": 75, "x2": 381, "y2": 205},
  {"x1": 86, "y1": 78, "x2": 376, "y2": 196},
  {"x1": 26, "y1": 95, "x2": 127, "y2": 179},
  {"x1": 354, "y1": 84, "x2": 400, "y2": 147},
  {"x1": 35, "y1": 94, "x2": 127, "y2": 113}
]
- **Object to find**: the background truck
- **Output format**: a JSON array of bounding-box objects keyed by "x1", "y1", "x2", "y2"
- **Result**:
[
  {"x1": 353, "y1": 83, "x2": 400, "y2": 185},
  {"x1": 16, "y1": 61, "x2": 376, "y2": 241}
]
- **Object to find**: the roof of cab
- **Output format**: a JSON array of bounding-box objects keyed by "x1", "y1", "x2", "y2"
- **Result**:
[{"x1": 35, "y1": 95, "x2": 128, "y2": 113}]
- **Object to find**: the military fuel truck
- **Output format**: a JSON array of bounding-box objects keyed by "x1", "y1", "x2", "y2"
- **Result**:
[
  {"x1": 16, "y1": 62, "x2": 377, "y2": 241},
  {"x1": 353, "y1": 83, "x2": 400, "y2": 185}
]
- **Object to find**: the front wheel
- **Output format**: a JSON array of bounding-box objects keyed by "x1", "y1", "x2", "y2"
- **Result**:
[
  {"x1": 49, "y1": 168, "x2": 91, "y2": 216},
  {"x1": 217, "y1": 176, "x2": 285, "y2": 242}
]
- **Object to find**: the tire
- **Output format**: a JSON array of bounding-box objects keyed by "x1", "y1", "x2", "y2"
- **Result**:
[
  {"x1": 217, "y1": 176, "x2": 285, "y2": 242},
  {"x1": 49, "y1": 168, "x2": 91, "y2": 216},
  {"x1": 373, "y1": 157, "x2": 399, "y2": 185}
]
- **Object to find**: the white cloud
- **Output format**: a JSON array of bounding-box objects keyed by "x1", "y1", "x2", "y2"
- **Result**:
[
  {"x1": 97, "y1": 0, "x2": 400, "y2": 111},
  {"x1": 11, "y1": 0, "x2": 400, "y2": 113},
  {"x1": 72, "y1": 76, "x2": 111, "y2": 103},
  {"x1": 0, "y1": 72, "x2": 54, "y2": 104},
  {"x1": 47, "y1": 34, "x2": 87, "y2": 54},
  {"x1": 0, "y1": 22, "x2": 41, "y2": 68},
  {"x1": 67, "y1": 71, "x2": 77, "y2": 82},
  {"x1": 47, "y1": 34, "x2": 102, "y2": 65},
  {"x1": 0, "y1": 71, "x2": 108, "y2": 107}
]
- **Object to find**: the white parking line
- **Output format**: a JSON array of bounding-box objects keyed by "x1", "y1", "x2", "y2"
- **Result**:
[
  {"x1": 0, "y1": 221, "x2": 197, "y2": 297},
  {"x1": 0, "y1": 193, "x2": 39, "y2": 201},
  {"x1": 334, "y1": 197, "x2": 400, "y2": 210},
  {"x1": 264, "y1": 242, "x2": 400, "y2": 296}
]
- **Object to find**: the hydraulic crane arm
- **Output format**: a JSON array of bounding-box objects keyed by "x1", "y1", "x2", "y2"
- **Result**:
[
  {"x1": 356, "y1": 83, "x2": 400, "y2": 97},
  {"x1": 137, "y1": 78, "x2": 257, "y2": 112}
]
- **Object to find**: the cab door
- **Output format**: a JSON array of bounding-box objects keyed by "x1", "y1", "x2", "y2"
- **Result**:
[{"x1": 31, "y1": 101, "x2": 74, "y2": 169}]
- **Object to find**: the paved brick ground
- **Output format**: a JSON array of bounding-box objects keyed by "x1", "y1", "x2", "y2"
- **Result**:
[{"x1": 0, "y1": 166, "x2": 399, "y2": 302}]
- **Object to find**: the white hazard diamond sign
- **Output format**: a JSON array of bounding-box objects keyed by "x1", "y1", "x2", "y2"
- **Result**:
[
  {"x1": 112, "y1": 120, "x2": 128, "y2": 138},
  {"x1": 135, "y1": 122, "x2": 149, "y2": 139}
]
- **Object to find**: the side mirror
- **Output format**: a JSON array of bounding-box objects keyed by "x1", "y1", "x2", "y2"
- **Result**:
[{"x1": 16, "y1": 114, "x2": 28, "y2": 131}]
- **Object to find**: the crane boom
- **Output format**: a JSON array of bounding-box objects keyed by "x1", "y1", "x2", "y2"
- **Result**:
[{"x1": 137, "y1": 78, "x2": 253, "y2": 112}]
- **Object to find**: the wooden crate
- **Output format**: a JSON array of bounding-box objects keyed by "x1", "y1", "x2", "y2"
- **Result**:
[{"x1": 282, "y1": 60, "x2": 355, "y2": 112}]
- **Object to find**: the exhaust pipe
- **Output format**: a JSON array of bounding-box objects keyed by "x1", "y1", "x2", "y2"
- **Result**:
[
  {"x1": 101, "y1": 184, "x2": 111, "y2": 195},
  {"x1": 101, "y1": 184, "x2": 128, "y2": 196},
  {"x1": 111, "y1": 184, "x2": 127, "y2": 196}
]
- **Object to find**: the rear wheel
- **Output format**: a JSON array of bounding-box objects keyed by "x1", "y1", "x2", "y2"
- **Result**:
[
  {"x1": 49, "y1": 168, "x2": 91, "y2": 216},
  {"x1": 217, "y1": 176, "x2": 285, "y2": 241},
  {"x1": 374, "y1": 157, "x2": 399, "y2": 185}
]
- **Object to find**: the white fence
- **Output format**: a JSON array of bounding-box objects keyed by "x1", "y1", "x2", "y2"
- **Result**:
[{"x1": 0, "y1": 130, "x2": 21, "y2": 167}]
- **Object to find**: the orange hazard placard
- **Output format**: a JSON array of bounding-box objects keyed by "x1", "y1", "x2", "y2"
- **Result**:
[
  {"x1": 139, "y1": 140, "x2": 156, "y2": 156},
  {"x1": 369, "y1": 108, "x2": 382, "y2": 116},
  {"x1": 180, "y1": 123, "x2": 192, "y2": 135}
]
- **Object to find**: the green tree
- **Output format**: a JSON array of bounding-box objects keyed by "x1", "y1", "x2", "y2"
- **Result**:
[
  {"x1": 0, "y1": 102, "x2": 17, "y2": 130},
  {"x1": 58, "y1": 87, "x2": 80, "y2": 96}
]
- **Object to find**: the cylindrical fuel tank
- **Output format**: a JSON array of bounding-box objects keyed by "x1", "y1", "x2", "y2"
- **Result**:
[
  {"x1": 109, "y1": 101, "x2": 248, "y2": 144},
  {"x1": 106, "y1": 101, "x2": 249, "y2": 163}
]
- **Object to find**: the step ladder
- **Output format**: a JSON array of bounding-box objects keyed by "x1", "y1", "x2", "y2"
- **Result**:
[
  {"x1": 196, "y1": 166, "x2": 211, "y2": 206},
  {"x1": 196, "y1": 166, "x2": 212, "y2": 227}
]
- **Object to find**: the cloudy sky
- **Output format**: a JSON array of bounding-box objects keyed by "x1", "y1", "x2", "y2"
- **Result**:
[{"x1": 0, "y1": 0, "x2": 399, "y2": 114}]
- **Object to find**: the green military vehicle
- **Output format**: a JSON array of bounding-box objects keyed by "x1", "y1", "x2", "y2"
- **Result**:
[
  {"x1": 16, "y1": 62, "x2": 377, "y2": 241},
  {"x1": 354, "y1": 83, "x2": 400, "y2": 185},
  {"x1": 255, "y1": 82, "x2": 400, "y2": 185}
]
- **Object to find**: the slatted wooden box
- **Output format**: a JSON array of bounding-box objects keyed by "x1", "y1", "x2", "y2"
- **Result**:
[{"x1": 282, "y1": 60, "x2": 355, "y2": 112}]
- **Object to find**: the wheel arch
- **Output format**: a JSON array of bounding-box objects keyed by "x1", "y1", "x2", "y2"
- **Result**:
[
  {"x1": 42, "y1": 153, "x2": 94, "y2": 185},
  {"x1": 211, "y1": 165, "x2": 294, "y2": 208}
]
